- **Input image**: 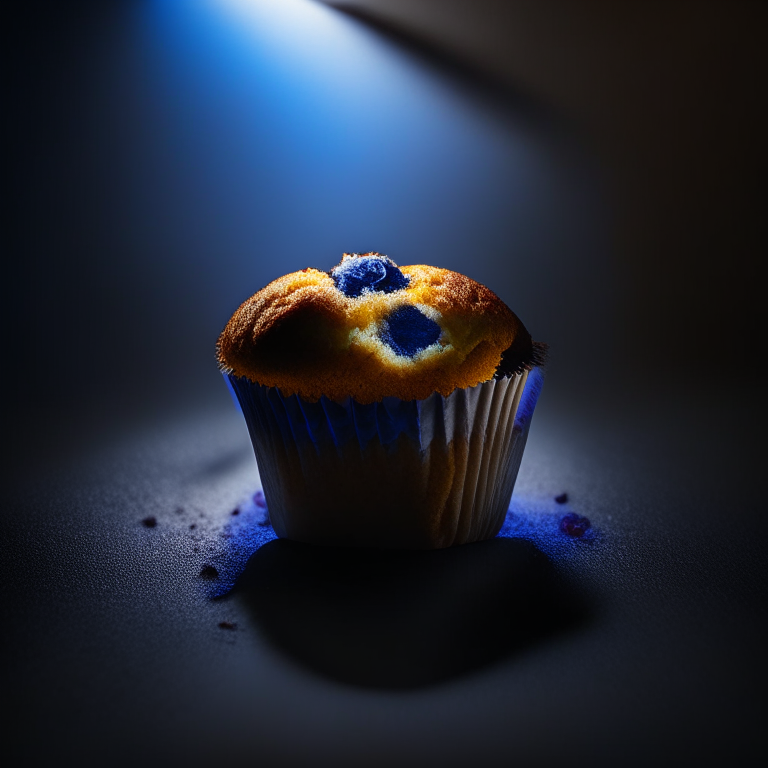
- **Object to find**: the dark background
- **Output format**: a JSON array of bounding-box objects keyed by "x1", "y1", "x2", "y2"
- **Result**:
[{"x1": 2, "y1": 1, "x2": 766, "y2": 766}]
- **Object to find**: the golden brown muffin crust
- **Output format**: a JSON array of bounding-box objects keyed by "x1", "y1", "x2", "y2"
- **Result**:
[{"x1": 217, "y1": 255, "x2": 540, "y2": 403}]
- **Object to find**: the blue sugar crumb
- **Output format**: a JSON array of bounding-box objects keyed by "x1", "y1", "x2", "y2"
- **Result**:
[
  {"x1": 380, "y1": 305, "x2": 441, "y2": 357},
  {"x1": 559, "y1": 512, "x2": 591, "y2": 538},
  {"x1": 332, "y1": 255, "x2": 409, "y2": 298}
]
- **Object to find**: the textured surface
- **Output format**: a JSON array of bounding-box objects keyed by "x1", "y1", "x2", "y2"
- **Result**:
[
  {"x1": 3, "y1": 2, "x2": 764, "y2": 766},
  {"x1": 1, "y1": 383, "x2": 765, "y2": 768}
]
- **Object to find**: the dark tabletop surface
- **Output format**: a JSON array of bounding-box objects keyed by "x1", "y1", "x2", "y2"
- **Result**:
[
  {"x1": 3, "y1": 379, "x2": 765, "y2": 768},
  {"x1": 3, "y1": 2, "x2": 765, "y2": 766}
]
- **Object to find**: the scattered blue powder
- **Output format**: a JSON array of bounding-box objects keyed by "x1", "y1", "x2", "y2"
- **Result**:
[
  {"x1": 380, "y1": 305, "x2": 441, "y2": 357},
  {"x1": 332, "y1": 255, "x2": 409, "y2": 298},
  {"x1": 199, "y1": 495, "x2": 276, "y2": 599},
  {"x1": 498, "y1": 496, "x2": 599, "y2": 561},
  {"x1": 202, "y1": 490, "x2": 598, "y2": 600}
]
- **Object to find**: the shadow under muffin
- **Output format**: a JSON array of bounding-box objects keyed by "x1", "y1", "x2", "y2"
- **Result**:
[{"x1": 228, "y1": 536, "x2": 590, "y2": 689}]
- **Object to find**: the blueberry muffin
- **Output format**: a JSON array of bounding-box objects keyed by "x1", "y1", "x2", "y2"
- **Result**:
[{"x1": 218, "y1": 253, "x2": 545, "y2": 549}]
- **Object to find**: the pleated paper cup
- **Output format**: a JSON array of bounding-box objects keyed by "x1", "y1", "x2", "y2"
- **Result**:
[{"x1": 227, "y1": 368, "x2": 543, "y2": 549}]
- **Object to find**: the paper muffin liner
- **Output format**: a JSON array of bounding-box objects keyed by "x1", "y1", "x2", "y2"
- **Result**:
[{"x1": 227, "y1": 368, "x2": 543, "y2": 549}]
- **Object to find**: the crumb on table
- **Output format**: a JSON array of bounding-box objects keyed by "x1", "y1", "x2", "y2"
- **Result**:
[{"x1": 559, "y1": 512, "x2": 590, "y2": 538}]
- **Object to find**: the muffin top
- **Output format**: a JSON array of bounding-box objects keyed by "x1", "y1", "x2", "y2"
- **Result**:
[{"x1": 217, "y1": 253, "x2": 544, "y2": 403}]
